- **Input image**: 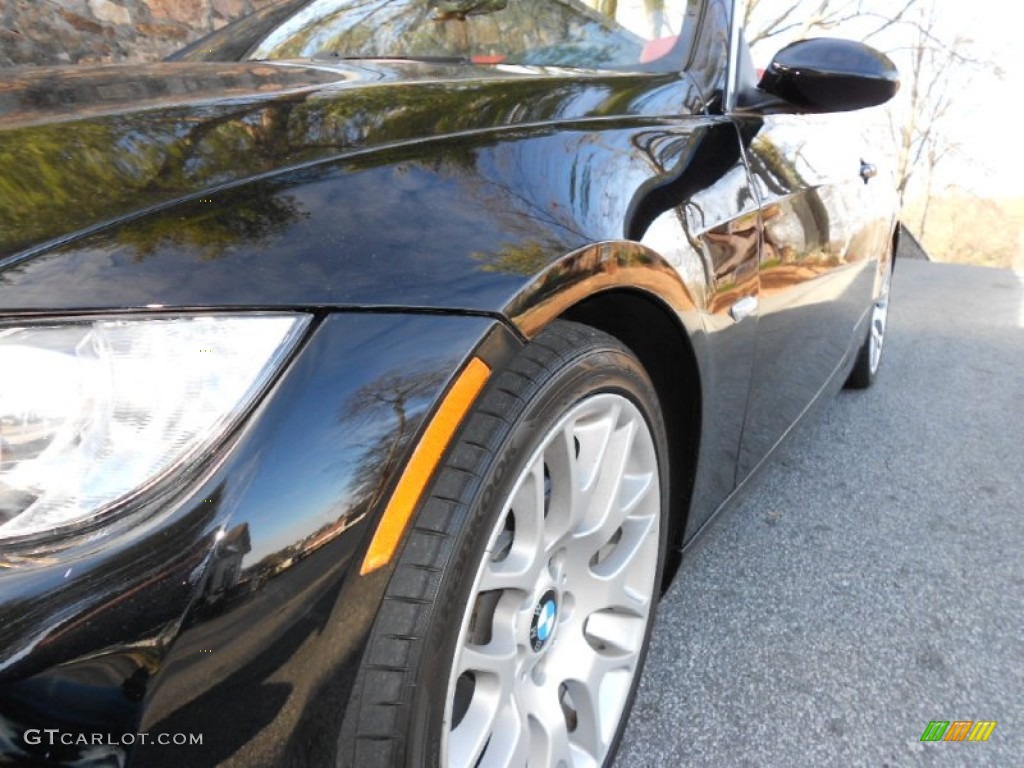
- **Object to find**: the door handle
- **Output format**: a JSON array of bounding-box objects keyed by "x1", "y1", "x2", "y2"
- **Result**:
[{"x1": 860, "y1": 160, "x2": 878, "y2": 184}]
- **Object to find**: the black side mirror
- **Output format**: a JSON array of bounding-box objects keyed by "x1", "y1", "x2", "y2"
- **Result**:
[{"x1": 751, "y1": 37, "x2": 900, "y2": 114}]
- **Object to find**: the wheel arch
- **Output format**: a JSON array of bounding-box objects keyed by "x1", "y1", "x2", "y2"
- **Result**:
[{"x1": 501, "y1": 241, "x2": 707, "y2": 590}]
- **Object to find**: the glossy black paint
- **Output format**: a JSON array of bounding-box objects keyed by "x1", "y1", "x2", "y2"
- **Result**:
[
  {"x1": 0, "y1": 0, "x2": 900, "y2": 764},
  {"x1": 0, "y1": 312, "x2": 508, "y2": 765},
  {"x1": 755, "y1": 37, "x2": 900, "y2": 113},
  {"x1": 736, "y1": 110, "x2": 895, "y2": 479},
  {"x1": 0, "y1": 59, "x2": 697, "y2": 264}
]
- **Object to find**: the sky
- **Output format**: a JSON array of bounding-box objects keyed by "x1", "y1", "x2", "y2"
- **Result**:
[
  {"x1": 922, "y1": 0, "x2": 1024, "y2": 198},
  {"x1": 747, "y1": 0, "x2": 1024, "y2": 200}
]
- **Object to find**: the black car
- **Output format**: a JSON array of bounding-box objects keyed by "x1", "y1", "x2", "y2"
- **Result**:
[{"x1": 0, "y1": 1, "x2": 900, "y2": 765}]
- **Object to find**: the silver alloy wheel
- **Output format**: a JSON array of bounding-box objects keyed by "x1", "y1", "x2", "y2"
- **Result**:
[
  {"x1": 442, "y1": 392, "x2": 661, "y2": 768},
  {"x1": 868, "y1": 268, "x2": 893, "y2": 375}
]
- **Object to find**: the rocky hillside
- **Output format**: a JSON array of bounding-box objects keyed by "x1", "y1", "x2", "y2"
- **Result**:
[{"x1": 0, "y1": 0, "x2": 280, "y2": 67}]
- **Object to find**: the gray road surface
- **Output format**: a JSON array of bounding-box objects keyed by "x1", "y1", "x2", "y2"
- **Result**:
[{"x1": 617, "y1": 261, "x2": 1024, "y2": 767}]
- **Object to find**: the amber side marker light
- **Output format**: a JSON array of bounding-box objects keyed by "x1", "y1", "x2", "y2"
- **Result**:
[{"x1": 360, "y1": 357, "x2": 492, "y2": 575}]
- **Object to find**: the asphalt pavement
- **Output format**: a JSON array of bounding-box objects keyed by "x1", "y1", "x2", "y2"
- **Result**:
[{"x1": 616, "y1": 261, "x2": 1024, "y2": 767}]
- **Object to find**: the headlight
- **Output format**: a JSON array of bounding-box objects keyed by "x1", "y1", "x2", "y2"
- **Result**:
[{"x1": 0, "y1": 313, "x2": 310, "y2": 541}]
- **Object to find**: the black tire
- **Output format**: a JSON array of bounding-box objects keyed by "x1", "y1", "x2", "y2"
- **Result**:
[
  {"x1": 340, "y1": 320, "x2": 670, "y2": 767},
  {"x1": 846, "y1": 261, "x2": 894, "y2": 390}
]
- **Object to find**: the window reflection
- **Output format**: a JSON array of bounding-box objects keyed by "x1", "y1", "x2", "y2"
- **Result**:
[{"x1": 248, "y1": 0, "x2": 697, "y2": 70}]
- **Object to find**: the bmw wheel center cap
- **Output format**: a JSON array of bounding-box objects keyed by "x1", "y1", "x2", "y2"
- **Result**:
[{"x1": 530, "y1": 589, "x2": 558, "y2": 652}]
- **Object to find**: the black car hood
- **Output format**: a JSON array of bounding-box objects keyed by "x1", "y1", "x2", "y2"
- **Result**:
[
  {"x1": 0, "y1": 59, "x2": 698, "y2": 313},
  {"x1": 0, "y1": 59, "x2": 574, "y2": 256}
]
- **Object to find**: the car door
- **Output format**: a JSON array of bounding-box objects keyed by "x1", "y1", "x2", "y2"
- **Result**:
[
  {"x1": 727, "y1": 12, "x2": 889, "y2": 479},
  {"x1": 631, "y1": 0, "x2": 763, "y2": 534}
]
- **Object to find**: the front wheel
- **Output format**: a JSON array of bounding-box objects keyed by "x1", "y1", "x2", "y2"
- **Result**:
[{"x1": 341, "y1": 321, "x2": 670, "y2": 768}]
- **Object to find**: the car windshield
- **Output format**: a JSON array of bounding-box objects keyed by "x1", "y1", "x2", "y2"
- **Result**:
[{"x1": 220, "y1": 0, "x2": 699, "y2": 71}]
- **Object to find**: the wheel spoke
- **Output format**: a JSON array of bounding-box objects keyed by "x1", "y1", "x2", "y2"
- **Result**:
[
  {"x1": 449, "y1": 663, "x2": 519, "y2": 768},
  {"x1": 546, "y1": 405, "x2": 622, "y2": 542},
  {"x1": 585, "y1": 610, "x2": 647, "y2": 656},
  {"x1": 572, "y1": 402, "x2": 622, "y2": 502},
  {"x1": 543, "y1": 424, "x2": 583, "y2": 542},
  {"x1": 476, "y1": 694, "x2": 529, "y2": 768},
  {"x1": 579, "y1": 411, "x2": 636, "y2": 538},
  {"x1": 565, "y1": 517, "x2": 654, "y2": 621},
  {"x1": 519, "y1": 679, "x2": 576, "y2": 767},
  {"x1": 550, "y1": 631, "x2": 633, "y2": 761},
  {"x1": 565, "y1": 667, "x2": 633, "y2": 759},
  {"x1": 618, "y1": 470, "x2": 655, "y2": 516},
  {"x1": 458, "y1": 638, "x2": 517, "y2": 680},
  {"x1": 479, "y1": 459, "x2": 547, "y2": 593},
  {"x1": 560, "y1": 633, "x2": 634, "y2": 683}
]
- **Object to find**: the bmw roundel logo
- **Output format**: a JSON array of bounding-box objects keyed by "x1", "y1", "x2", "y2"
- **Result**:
[{"x1": 530, "y1": 590, "x2": 558, "y2": 652}]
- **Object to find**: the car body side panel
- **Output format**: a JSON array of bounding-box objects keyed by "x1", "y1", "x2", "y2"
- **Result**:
[
  {"x1": 495, "y1": 114, "x2": 765, "y2": 539},
  {"x1": 736, "y1": 112, "x2": 893, "y2": 478},
  {"x1": 0, "y1": 312, "x2": 505, "y2": 766},
  {"x1": 133, "y1": 313, "x2": 509, "y2": 768}
]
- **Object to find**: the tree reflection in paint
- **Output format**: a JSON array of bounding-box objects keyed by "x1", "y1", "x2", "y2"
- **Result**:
[{"x1": 340, "y1": 365, "x2": 450, "y2": 515}]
